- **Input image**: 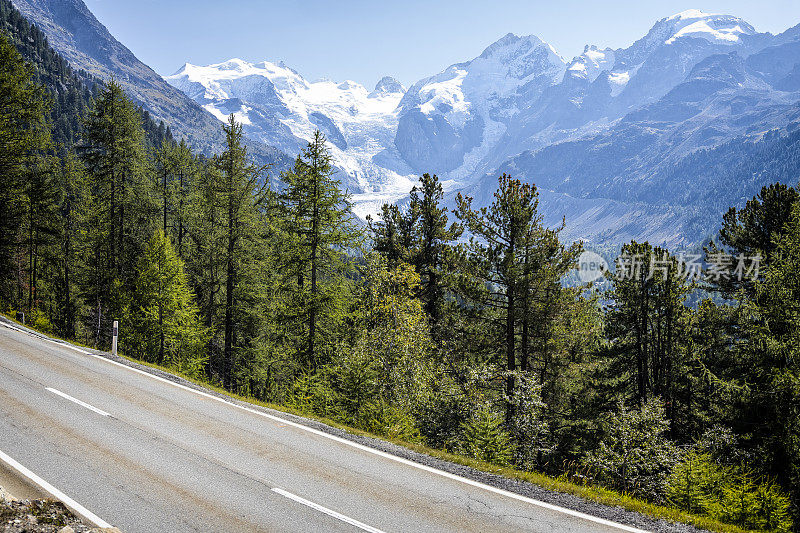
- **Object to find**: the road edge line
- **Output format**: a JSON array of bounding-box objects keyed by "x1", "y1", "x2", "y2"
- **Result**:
[
  {"x1": 1, "y1": 319, "x2": 649, "y2": 533},
  {"x1": 0, "y1": 447, "x2": 113, "y2": 529}
]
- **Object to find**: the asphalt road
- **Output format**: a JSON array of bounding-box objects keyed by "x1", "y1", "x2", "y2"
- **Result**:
[{"x1": 0, "y1": 322, "x2": 649, "y2": 533}]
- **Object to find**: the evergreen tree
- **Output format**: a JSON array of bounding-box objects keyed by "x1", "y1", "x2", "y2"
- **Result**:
[
  {"x1": 370, "y1": 173, "x2": 461, "y2": 329},
  {"x1": 605, "y1": 241, "x2": 691, "y2": 416},
  {"x1": 78, "y1": 79, "x2": 155, "y2": 346},
  {"x1": 454, "y1": 175, "x2": 576, "y2": 419},
  {"x1": 275, "y1": 130, "x2": 362, "y2": 370},
  {"x1": 408, "y1": 173, "x2": 462, "y2": 327},
  {"x1": 710, "y1": 183, "x2": 798, "y2": 299},
  {"x1": 740, "y1": 202, "x2": 800, "y2": 513},
  {"x1": 368, "y1": 202, "x2": 415, "y2": 269},
  {"x1": 172, "y1": 139, "x2": 195, "y2": 259},
  {"x1": 21, "y1": 154, "x2": 59, "y2": 314},
  {"x1": 214, "y1": 114, "x2": 268, "y2": 389},
  {"x1": 185, "y1": 158, "x2": 226, "y2": 378},
  {"x1": 127, "y1": 230, "x2": 207, "y2": 377},
  {"x1": 51, "y1": 150, "x2": 85, "y2": 339},
  {"x1": 0, "y1": 34, "x2": 51, "y2": 306}
]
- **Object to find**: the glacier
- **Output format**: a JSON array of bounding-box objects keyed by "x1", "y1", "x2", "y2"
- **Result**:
[{"x1": 164, "y1": 9, "x2": 800, "y2": 248}]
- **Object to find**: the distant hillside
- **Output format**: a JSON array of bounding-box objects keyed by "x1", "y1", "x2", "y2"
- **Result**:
[
  {"x1": 0, "y1": 0, "x2": 171, "y2": 148},
  {"x1": 10, "y1": 0, "x2": 289, "y2": 167}
]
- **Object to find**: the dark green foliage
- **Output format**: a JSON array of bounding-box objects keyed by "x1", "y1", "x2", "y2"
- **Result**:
[
  {"x1": 213, "y1": 115, "x2": 269, "y2": 389},
  {"x1": 78, "y1": 79, "x2": 156, "y2": 347},
  {"x1": 0, "y1": 33, "x2": 50, "y2": 305},
  {"x1": 604, "y1": 242, "x2": 691, "y2": 412},
  {"x1": 711, "y1": 183, "x2": 798, "y2": 299},
  {"x1": 369, "y1": 173, "x2": 462, "y2": 328}
]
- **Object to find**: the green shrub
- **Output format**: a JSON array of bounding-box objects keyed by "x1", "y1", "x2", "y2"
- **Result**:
[
  {"x1": 667, "y1": 451, "x2": 793, "y2": 532},
  {"x1": 582, "y1": 398, "x2": 680, "y2": 501},
  {"x1": 458, "y1": 405, "x2": 515, "y2": 466},
  {"x1": 29, "y1": 308, "x2": 53, "y2": 334}
]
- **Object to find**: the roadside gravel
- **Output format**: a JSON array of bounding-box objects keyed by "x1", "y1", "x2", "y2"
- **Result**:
[{"x1": 0, "y1": 486, "x2": 120, "y2": 533}]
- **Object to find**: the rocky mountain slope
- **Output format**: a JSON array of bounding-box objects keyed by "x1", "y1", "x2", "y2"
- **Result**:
[
  {"x1": 10, "y1": 0, "x2": 288, "y2": 166},
  {"x1": 15, "y1": 0, "x2": 800, "y2": 247},
  {"x1": 165, "y1": 10, "x2": 800, "y2": 246}
]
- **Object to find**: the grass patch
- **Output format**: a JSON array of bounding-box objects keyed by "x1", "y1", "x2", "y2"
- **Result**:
[{"x1": 2, "y1": 313, "x2": 751, "y2": 533}]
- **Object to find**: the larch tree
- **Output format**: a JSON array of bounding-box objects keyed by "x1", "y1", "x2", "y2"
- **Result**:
[
  {"x1": 0, "y1": 34, "x2": 51, "y2": 307},
  {"x1": 127, "y1": 230, "x2": 207, "y2": 377},
  {"x1": 79, "y1": 79, "x2": 155, "y2": 346},
  {"x1": 214, "y1": 114, "x2": 269, "y2": 389},
  {"x1": 275, "y1": 130, "x2": 362, "y2": 371}
]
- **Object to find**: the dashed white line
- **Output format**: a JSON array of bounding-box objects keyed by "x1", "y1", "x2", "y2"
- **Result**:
[
  {"x1": 2, "y1": 320, "x2": 650, "y2": 533},
  {"x1": 0, "y1": 447, "x2": 112, "y2": 528},
  {"x1": 272, "y1": 488, "x2": 386, "y2": 533},
  {"x1": 46, "y1": 387, "x2": 111, "y2": 418}
]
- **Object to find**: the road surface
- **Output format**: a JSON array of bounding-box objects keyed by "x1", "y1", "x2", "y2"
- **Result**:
[{"x1": 0, "y1": 322, "x2": 649, "y2": 533}]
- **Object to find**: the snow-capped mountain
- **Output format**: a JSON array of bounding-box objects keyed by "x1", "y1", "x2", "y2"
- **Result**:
[
  {"x1": 395, "y1": 33, "x2": 565, "y2": 180},
  {"x1": 163, "y1": 9, "x2": 800, "y2": 247},
  {"x1": 166, "y1": 60, "x2": 414, "y2": 217}
]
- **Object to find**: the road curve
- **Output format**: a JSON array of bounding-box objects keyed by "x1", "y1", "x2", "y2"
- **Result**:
[{"x1": 0, "y1": 322, "x2": 649, "y2": 533}]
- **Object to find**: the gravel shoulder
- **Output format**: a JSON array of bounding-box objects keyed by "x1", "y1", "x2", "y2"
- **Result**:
[{"x1": 0, "y1": 484, "x2": 119, "y2": 533}]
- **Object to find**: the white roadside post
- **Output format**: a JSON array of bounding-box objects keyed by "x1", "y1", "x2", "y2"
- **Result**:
[{"x1": 112, "y1": 320, "x2": 118, "y2": 357}]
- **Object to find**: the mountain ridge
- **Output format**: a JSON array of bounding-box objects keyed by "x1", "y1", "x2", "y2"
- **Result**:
[
  {"x1": 10, "y1": 0, "x2": 290, "y2": 168},
  {"x1": 15, "y1": 0, "x2": 800, "y2": 247},
  {"x1": 162, "y1": 10, "x2": 800, "y2": 247}
]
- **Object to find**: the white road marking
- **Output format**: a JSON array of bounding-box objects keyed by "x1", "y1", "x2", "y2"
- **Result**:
[
  {"x1": 0, "y1": 447, "x2": 113, "y2": 529},
  {"x1": 46, "y1": 387, "x2": 111, "y2": 418},
  {"x1": 1, "y1": 321, "x2": 650, "y2": 533},
  {"x1": 272, "y1": 488, "x2": 386, "y2": 533}
]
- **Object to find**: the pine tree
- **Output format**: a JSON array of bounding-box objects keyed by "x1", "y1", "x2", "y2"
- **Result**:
[
  {"x1": 370, "y1": 173, "x2": 461, "y2": 329},
  {"x1": 605, "y1": 241, "x2": 691, "y2": 413},
  {"x1": 454, "y1": 175, "x2": 543, "y2": 418},
  {"x1": 408, "y1": 173, "x2": 462, "y2": 327},
  {"x1": 741, "y1": 202, "x2": 800, "y2": 514},
  {"x1": 710, "y1": 183, "x2": 798, "y2": 300},
  {"x1": 368, "y1": 202, "x2": 416, "y2": 269},
  {"x1": 275, "y1": 130, "x2": 362, "y2": 370}
]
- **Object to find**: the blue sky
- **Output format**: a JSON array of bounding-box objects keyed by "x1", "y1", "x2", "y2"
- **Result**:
[{"x1": 86, "y1": 0, "x2": 800, "y2": 88}]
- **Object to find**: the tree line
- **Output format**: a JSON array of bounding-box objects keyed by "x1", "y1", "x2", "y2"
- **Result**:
[{"x1": 0, "y1": 22, "x2": 798, "y2": 532}]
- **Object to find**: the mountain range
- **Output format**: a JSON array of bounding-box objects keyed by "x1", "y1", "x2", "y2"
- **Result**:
[{"x1": 12, "y1": 1, "x2": 800, "y2": 248}]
